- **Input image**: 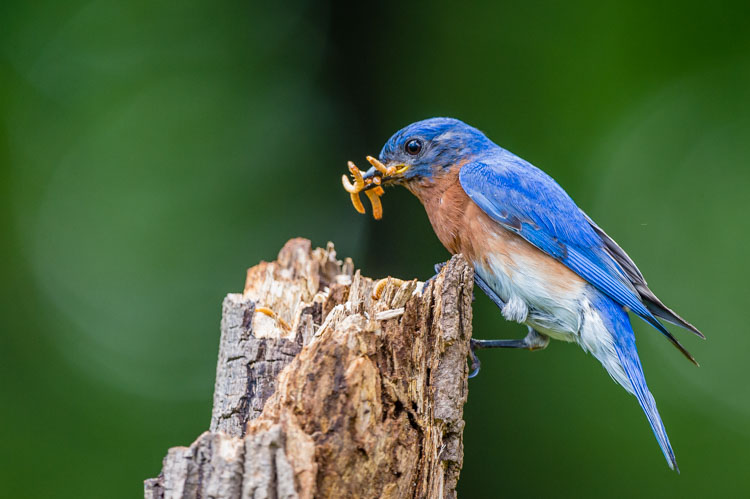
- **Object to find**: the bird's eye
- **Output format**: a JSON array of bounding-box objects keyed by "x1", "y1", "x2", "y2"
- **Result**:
[{"x1": 404, "y1": 139, "x2": 423, "y2": 155}]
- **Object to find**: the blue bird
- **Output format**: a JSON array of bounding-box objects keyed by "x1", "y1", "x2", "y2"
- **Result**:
[{"x1": 359, "y1": 117, "x2": 704, "y2": 471}]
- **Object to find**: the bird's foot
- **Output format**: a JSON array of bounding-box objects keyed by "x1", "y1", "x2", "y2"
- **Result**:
[
  {"x1": 421, "y1": 261, "x2": 449, "y2": 295},
  {"x1": 468, "y1": 327, "x2": 549, "y2": 378}
]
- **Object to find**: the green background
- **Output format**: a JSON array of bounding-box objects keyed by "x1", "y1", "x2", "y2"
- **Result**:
[{"x1": 2, "y1": 1, "x2": 748, "y2": 497}]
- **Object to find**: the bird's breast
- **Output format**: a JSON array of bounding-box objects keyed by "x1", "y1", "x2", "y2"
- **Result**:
[
  {"x1": 410, "y1": 168, "x2": 587, "y2": 336},
  {"x1": 407, "y1": 165, "x2": 481, "y2": 256}
]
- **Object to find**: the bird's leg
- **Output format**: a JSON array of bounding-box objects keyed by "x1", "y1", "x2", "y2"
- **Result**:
[
  {"x1": 469, "y1": 327, "x2": 549, "y2": 378},
  {"x1": 469, "y1": 273, "x2": 548, "y2": 377},
  {"x1": 473, "y1": 273, "x2": 505, "y2": 309},
  {"x1": 428, "y1": 267, "x2": 547, "y2": 377}
]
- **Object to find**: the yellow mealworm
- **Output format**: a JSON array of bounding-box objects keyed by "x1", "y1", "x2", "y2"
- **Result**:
[
  {"x1": 255, "y1": 306, "x2": 291, "y2": 331},
  {"x1": 372, "y1": 277, "x2": 406, "y2": 299},
  {"x1": 342, "y1": 157, "x2": 389, "y2": 219},
  {"x1": 350, "y1": 192, "x2": 366, "y2": 214},
  {"x1": 372, "y1": 278, "x2": 388, "y2": 299},
  {"x1": 366, "y1": 155, "x2": 389, "y2": 175},
  {"x1": 347, "y1": 161, "x2": 365, "y2": 190},
  {"x1": 365, "y1": 189, "x2": 383, "y2": 219},
  {"x1": 341, "y1": 174, "x2": 358, "y2": 193}
]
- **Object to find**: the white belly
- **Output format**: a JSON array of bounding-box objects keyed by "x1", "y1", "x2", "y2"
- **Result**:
[
  {"x1": 476, "y1": 252, "x2": 586, "y2": 342},
  {"x1": 475, "y1": 250, "x2": 631, "y2": 393}
]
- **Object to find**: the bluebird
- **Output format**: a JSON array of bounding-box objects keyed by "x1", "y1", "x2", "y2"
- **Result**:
[{"x1": 359, "y1": 117, "x2": 704, "y2": 471}]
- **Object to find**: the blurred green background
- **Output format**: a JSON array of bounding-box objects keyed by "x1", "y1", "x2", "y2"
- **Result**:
[{"x1": 2, "y1": 0, "x2": 749, "y2": 497}]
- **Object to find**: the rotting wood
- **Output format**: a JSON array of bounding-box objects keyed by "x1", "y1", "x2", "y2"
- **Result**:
[{"x1": 145, "y1": 238, "x2": 473, "y2": 499}]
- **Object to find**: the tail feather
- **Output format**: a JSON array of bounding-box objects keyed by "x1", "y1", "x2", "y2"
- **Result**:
[
  {"x1": 637, "y1": 283, "x2": 705, "y2": 339},
  {"x1": 590, "y1": 293, "x2": 678, "y2": 471}
]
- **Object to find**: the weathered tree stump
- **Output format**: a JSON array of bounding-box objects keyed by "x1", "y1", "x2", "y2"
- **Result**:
[{"x1": 144, "y1": 238, "x2": 474, "y2": 499}]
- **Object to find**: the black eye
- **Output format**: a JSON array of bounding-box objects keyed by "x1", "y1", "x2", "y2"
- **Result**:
[{"x1": 404, "y1": 138, "x2": 422, "y2": 155}]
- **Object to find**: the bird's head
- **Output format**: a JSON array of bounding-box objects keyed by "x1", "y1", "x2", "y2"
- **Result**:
[{"x1": 362, "y1": 117, "x2": 493, "y2": 187}]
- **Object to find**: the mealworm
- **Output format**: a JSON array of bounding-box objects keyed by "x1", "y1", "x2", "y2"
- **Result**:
[
  {"x1": 372, "y1": 277, "x2": 407, "y2": 300},
  {"x1": 366, "y1": 155, "x2": 390, "y2": 175},
  {"x1": 350, "y1": 192, "x2": 365, "y2": 214},
  {"x1": 255, "y1": 306, "x2": 291, "y2": 331},
  {"x1": 365, "y1": 189, "x2": 383, "y2": 220},
  {"x1": 342, "y1": 158, "x2": 387, "y2": 219}
]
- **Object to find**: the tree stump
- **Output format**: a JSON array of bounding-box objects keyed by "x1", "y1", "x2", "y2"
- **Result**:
[{"x1": 144, "y1": 238, "x2": 474, "y2": 499}]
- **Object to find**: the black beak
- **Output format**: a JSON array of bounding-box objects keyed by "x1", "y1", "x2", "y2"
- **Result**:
[
  {"x1": 361, "y1": 166, "x2": 379, "y2": 180},
  {"x1": 361, "y1": 166, "x2": 385, "y2": 191}
]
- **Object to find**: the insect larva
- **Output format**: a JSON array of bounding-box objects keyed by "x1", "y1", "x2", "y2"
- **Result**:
[
  {"x1": 255, "y1": 306, "x2": 291, "y2": 331},
  {"x1": 342, "y1": 157, "x2": 387, "y2": 219},
  {"x1": 372, "y1": 277, "x2": 407, "y2": 300},
  {"x1": 366, "y1": 155, "x2": 390, "y2": 175},
  {"x1": 365, "y1": 189, "x2": 383, "y2": 220}
]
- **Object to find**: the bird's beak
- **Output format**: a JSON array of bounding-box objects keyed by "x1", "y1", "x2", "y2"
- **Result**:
[
  {"x1": 360, "y1": 167, "x2": 382, "y2": 191},
  {"x1": 361, "y1": 157, "x2": 410, "y2": 190}
]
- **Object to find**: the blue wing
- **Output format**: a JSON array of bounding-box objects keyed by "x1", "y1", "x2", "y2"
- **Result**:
[{"x1": 459, "y1": 153, "x2": 696, "y2": 363}]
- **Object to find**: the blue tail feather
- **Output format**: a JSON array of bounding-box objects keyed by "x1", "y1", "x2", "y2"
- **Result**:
[{"x1": 593, "y1": 293, "x2": 678, "y2": 471}]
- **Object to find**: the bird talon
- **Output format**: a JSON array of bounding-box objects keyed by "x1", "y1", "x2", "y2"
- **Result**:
[{"x1": 469, "y1": 340, "x2": 481, "y2": 378}]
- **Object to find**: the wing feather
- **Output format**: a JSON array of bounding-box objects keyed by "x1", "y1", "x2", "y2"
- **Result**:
[
  {"x1": 584, "y1": 214, "x2": 705, "y2": 339},
  {"x1": 459, "y1": 155, "x2": 699, "y2": 363}
]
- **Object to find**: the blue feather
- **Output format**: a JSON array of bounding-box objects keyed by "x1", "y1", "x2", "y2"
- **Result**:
[
  {"x1": 459, "y1": 156, "x2": 675, "y2": 340},
  {"x1": 591, "y1": 293, "x2": 678, "y2": 470}
]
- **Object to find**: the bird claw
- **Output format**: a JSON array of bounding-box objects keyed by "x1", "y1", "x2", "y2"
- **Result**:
[
  {"x1": 469, "y1": 341, "x2": 481, "y2": 378},
  {"x1": 421, "y1": 261, "x2": 449, "y2": 296}
]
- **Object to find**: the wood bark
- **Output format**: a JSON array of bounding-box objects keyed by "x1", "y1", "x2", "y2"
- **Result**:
[{"x1": 145, "y1": 238, "x2": 473, "y2": 499}]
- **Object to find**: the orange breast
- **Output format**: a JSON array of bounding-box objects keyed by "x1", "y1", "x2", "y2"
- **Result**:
[
  {"x1": 407, "y1": 166, "x2": 504, "y2": 261},
  {"x1": 408, "y1": 167, "x2": 584, "y2": 296}
]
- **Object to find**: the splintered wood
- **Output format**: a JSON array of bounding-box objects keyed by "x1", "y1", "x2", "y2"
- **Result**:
[{"x1": 145, "y1": 238, "x2": 473, "y2": 499}]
